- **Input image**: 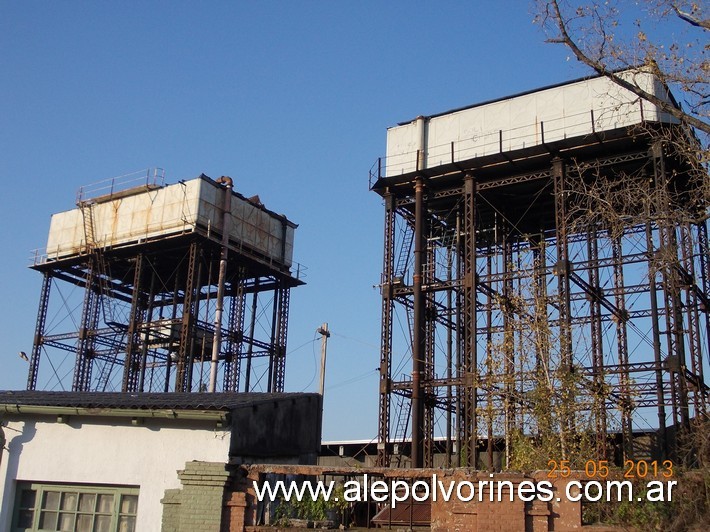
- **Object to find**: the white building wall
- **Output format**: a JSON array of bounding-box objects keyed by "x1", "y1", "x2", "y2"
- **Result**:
[{"x1": 0, "y1": 416, "x2": 231, "y2": 531}]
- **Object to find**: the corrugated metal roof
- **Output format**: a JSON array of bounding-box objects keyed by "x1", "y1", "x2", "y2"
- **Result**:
[{"x1": 0, "y1": 390, "x2": 317, "y2": 411}]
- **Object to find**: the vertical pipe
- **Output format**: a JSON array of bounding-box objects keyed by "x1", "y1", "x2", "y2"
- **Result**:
[
  {"x1": 415, "y1": 116, "x2": 427, "y2": 171},
  {"x1": 209, "y1": 176, "x2": 234, "y2": 392},
  {"x1": 411, "y1": 176, "x2": 426, "y2": 468}
]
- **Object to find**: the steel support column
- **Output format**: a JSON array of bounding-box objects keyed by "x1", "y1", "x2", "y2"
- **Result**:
[
  {"x1": 652, "y1": 142, "x2": 691, "y2": 435},
  {"x1": 502, "y1": 232, "x2": 514, "y2": 468},
  {"x1": 587, "y1": 230, "x2": 607, "y2": 457},
  {"x1": 646, "y1": 221, "x2": 668, "y2": 458},
  {"x1": 244, "y1": 286, "x2": 259, "y2": 392},
  {"x1": 176, "y1": 241, "x2": 200, "y2": 392},
  {"x1": 679, "y1": 223, "x2": 707, "y2": 417},
  {"x1": 552, "y1": 158, "x2": 574, "y2": 456},
  {"x1": 612, "y1": 235, "x2": 633, "y2": 459},
  {"x1": 27, "y1": 271, "x2": 52, "y2": 391},
  {"x1": 138, "y1": 265, "x2": 157, "y2": 393},
  {"x1": 224, "y1": 270, "x2": 246, "y2": 392},
  {"x1": 460, "y1": 174, "x2": 478, "y2": 467},
  {"x1": 122, "y1": 253, "x2": 145, "y2": 392},
  {"x1": 73, "y1": 259, "x2": 100, "y2": 391},
  {"x1": 377, "y1": 192, "x2": 396, "y2": 467},
  {"x1": 272, "y1": 282, "x2": 290, "y2": 392}
]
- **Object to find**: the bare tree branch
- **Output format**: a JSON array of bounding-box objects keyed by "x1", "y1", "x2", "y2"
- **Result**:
[
  {"x1": 671, "y1": 3, "x2": 710, "y2": 30},
  {"x1": 545, "y1": 0, "x2": 710, "y2": 136}
]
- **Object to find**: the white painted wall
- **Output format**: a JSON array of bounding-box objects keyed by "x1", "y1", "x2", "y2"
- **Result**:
[
  {"x1": 0, "y1": 415, "x2": 231, "y2": 531},
  {"x1": 384, "y1": 70, "x2": 678, "y2": 176}
]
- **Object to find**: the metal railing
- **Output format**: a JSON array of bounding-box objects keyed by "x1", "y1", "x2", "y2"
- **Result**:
[
  {"x1": 369, "y1": 99, "x2": 668, "y2": 183},
  {"x1": 76, "y1": 168, "x2": 165, "y2": 205}
]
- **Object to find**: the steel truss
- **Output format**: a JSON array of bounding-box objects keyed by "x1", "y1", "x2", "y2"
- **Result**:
[
  {"x1": 373, "y1": 132, "x2": 709, "y2": 468},
  {"x1": 28, "y1": 208, "x2": 302, "y2": 395}
]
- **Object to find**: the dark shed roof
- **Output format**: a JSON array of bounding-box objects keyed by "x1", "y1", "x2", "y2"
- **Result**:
[{"x1": 0, "y1": 390, "x2": 317, "y2": 412}]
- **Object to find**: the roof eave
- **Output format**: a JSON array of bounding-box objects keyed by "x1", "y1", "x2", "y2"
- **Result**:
[{"x1": 0, "y1": 403, "x2": 228, "y2": 422}]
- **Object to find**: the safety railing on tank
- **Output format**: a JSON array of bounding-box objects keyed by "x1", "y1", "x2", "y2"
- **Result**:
[
  {"x1": 368, "y1": 99, "x2": 663, "y2": 185},
  {"x1": 76, "y1": 167, "x2": 165, "y2": 205}
]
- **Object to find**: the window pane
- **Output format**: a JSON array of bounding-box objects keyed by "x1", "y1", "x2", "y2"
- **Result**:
[
  {"x1": 61, "y1": 492, "x2": 78, "y2": 511},
  {"x1": 42, "y1": 491, "x2": 60, "y2": 510},
  {"x1": 96, "y1": 494, "x2": 114, "y2": 514},
  {"x1": 76, "y1": 513, "x2": 93, "y2": 531},
  {"x1": 118, "y1": 515, "x2": 136, "y2": 532},
  {"x1": 120, "y1": 495, "x2": 138, "y2": 515},
  {"x1": 15, "y1": 484, "x2": 138, "y2": 532},
  {"x1": 59, "y1": 512, "x2": 75, "y2": 531},
  {"x1": 94, "y1": 514, "x2": 112, "y2": 532},
  {"x1": 39, "y1": 510, "x2": 58, "y2": 529},
  {"x1": 20, "y1": 489, "x2": 37, "y2": 509},
  {"x1": 17, "y1": 509, "x2": 34, "y2": 528},
  {"x1": 79, "y1": 493, "x2": 96, "y2": 512}
]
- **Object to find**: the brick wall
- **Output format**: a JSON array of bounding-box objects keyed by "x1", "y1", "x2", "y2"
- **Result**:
[
  {"x1": 164, "y1": 463, "x2": 623, "y2": 531},
  {"x1": 160, "y1": 461, "x2": 232, "y2": 532}
]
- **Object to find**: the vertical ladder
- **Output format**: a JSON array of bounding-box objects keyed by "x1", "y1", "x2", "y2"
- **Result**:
[
  {"x1": 395, "y1": 219, "x2": 415, "y2": 277},
  {"x1": 392, "y1": 392, "x2": 412, "y2": 467}
]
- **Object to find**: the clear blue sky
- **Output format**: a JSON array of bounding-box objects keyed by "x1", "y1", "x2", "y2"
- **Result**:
[{"x1": 0, "y1": 1, "x2": 592, "y2": 440}]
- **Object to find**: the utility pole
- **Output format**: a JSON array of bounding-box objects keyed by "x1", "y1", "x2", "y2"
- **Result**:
[
  {"x1": 317, "y1": 323, "x2": 330, "y2": 397},
  {"x1": 316, "y1": 323, "x2": 330, "y2": 448}
]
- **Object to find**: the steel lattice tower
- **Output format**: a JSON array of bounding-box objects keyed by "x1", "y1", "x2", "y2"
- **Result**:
[
  {"x1": 27, "y1": 171, "x2": 303, "y2": 394},
  {"x1": 372, "y1": 71, "x2": 709, "y2": 468}
]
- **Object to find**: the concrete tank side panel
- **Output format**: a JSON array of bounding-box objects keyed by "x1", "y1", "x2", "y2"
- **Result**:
[
  {"x1": 44, "y1": 181, "x2": 201, "y2": 260},
  {"x1": 46, "y1": 210, "x2": 85, "y2": 258},
  {"x1": 195, "y1": 179, "x2": 294, "y2": 268},
  {"x1": 426, "y1": 113, "x2": 457, "y2": 168},
  {"x1": 385, "y1": 122, "x2": 419, "y2": 176},
  {"x1": 383, "y1": 70, "x2": 678, "y2": 177},
  {"x1": 42, "y1": 178, "x2": 295, "y2": 268}
]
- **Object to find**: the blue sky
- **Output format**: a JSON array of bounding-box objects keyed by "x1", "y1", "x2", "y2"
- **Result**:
[{"x1": 0, "y1": 1, "x2": 593, "y2": 440}]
